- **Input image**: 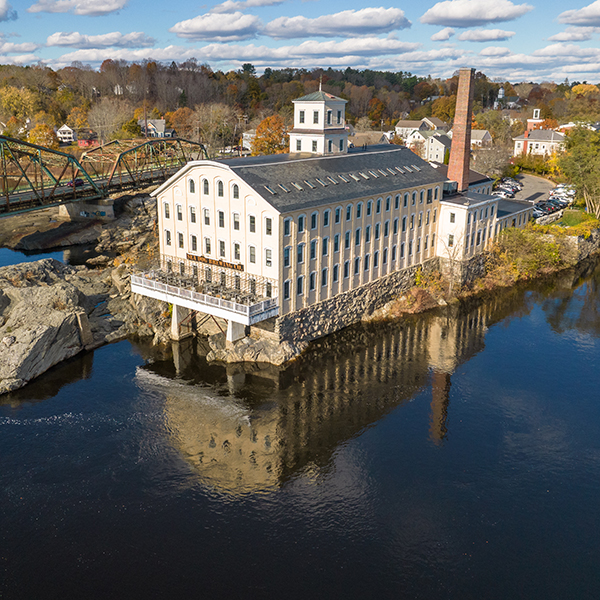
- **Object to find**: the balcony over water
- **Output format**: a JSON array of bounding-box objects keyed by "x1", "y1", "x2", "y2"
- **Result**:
[{"x1": 131, "y1": 258, "x2": 279, "y2": 325}]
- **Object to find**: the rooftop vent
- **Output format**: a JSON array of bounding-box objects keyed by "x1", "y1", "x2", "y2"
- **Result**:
[
  {"x1": 304, "y1": 180, "x2": 316, "y2": 189},
  {"x1": 315, "y1": 178, "x2": 328, "y2": 187},
  {"x1": 278, "y1": 183, "x2": 290, "y2": 193},
  {"x1": 291, "y1": 182, "x2": 303, "y2": 191},
  {"x1": 264, "y1": 185, "x2": 277, "y2": 195},
  {"x1": 338, "y1": 174, "x2": 350, "y2": 183},
  {"x1": 327, "y1": 176, "x2": 338, "y2": 185}
]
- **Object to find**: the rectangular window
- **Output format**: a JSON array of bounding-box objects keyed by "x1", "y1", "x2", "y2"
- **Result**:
[
  {"x1": 364, "y1": 254, "x2": 370, "y2": 271},
  {"x1": 383, "y1": 248, "x2": 388, "y2": 264},
  {"x1": 425, "y1": 235, "x2": 429, "y2": 250},
  {"x1": 366, "y1": 201, "x2": 372, "y2": 217},
  {"x1": 310, "y1": 240, "x2": 317, "y2": 260},
  {"x1": 448, "y1": 234, "x2": 454, "y2": 247},
  {"x1": 219, "y1": 240, "x2": 225, "y2": 257},
  {"x1": 321, "y1": 268, "x2": 328, "y2": 287},
  {"x1": 178, "y1": 232, "x2": 184, "y2": 249},
  {"x1": 309, "y1": 272, "x2": 316, "y2": 291},
  {"x1": 355, "y1": 228, "x2": 361, "y2": 246},
  {"x1": 339, "y1": 139, "x2": 344, "y2": 152},
  {"x1": 298, "y1": 215, "x2": 305, "y2": 232},
  {"x1": 354, "y1": 257, "x2": 360, "y2": 275},
  {"x1": 265, "y1": 217, "x2": 272, "y2": 235},
  {"x1": 249, "y1": 246, "x2": 256, "y2": 263},
  {"x1": 297, "y1": 276, "x2": 304, "y2": 295},
  {"x1": 203, "y1": 209, "x2": 210, "y2": 225},
  {"x1": 311, "y1": 213, "x2": 318, "y2": 229},
  {"x1": 376, "y1": 199, "x2": 381, "y2": 214},
  {"x1": 395, "y1": 195, "x2": 400, "y2": 209},
  {"x1": 402, "y1": 216, "x2": 407, "y2": 233},
  {"x1": 312, "y1": 140, "x2": 317, "y2": 152},
  {"x1": 190, "y1": 206, "x2": 196, "y2": 223},
  {"x1": 218, "y1": 211, "x2": 225, "y2": 228},
  {"x1": 409, "y1": 240, "x2": 413, "y2": 256},
  {"x1": 346, "y1": 205, "x2": 352, "y2": 221},
  {"x1": 333, "y1": 264, "x2": 339, "y2": 282},
  {"x1": 375, "y1": 223, "x2": 380, "y2": 240},
  {"x1": 374, "y1": 251, "x2": 379, "y2": 268},
  {"x1": 234, "y1": 243, "x2": 240, "y2": 260},
  {"x1": 284, "y1": 217, "x2": 291, "y2": 236},
  {"x1": 417, "y1": 238, "x2": 420, "y2": 253},
  {"x1": 284, "y1": 246, "x2": 291, "y2": 267},
  {"x1": 392, "y1": 245, "x2": 397, "y2": 261},
  {"x1": 249, "y1": 215, "x2": 256, "y2": 232},
  {"x1": 265, "y1": 248, "x2": 272, "y2": 267},
  {"x1": 322, "y1": 237, "x2": 329, "y2": 256},
  {"x1": 297, "y1": 243, "x2": 304, "y2": 264},
  {"x1": 393, "y1": 218, "x2": 398, "y2": 235},
  {"x1": 335, "y1": 208, "x2": 341, "y2": 224},
  {"x1": 284, "y1": 280, "x2": 290, "y2": 300},
  {"x1": 410, "y1": 214, "x2": 415, "y2": 229},
  {"x1": 384, "y1": 221, "x2": 389, "y2": 237},
  {"x1": 296, "y1": 139, "x2": 302, "y2": 151},
  {"x1": 337, "y1": 110, "x2": 342, "y2": 124},
  {"x1": 323, "y1": 210, "x2": 330, "y2": 227},
  {"x1": 433, "y1": 209, "x2": 437, "y2": 223},
  {"x1": 313, "y1": 110, "x2": 319, "y2": 124},
  {"x1": 450, "y1": 212, "x2": 455, "y2": 223},
  {"x1": 418, "y1": 212, "x2": 422, "y2": 227},
  {"x1": 164, "y1": 203, "x2": 170, "y2": 219},
  {"x1": 357, "y1": 203, "x2": 363, "y2": 219},
  {"x1": 299, "y1": 110, "x2": 305, "y2": 124},
  {"x1": 177, "y1": 205, "x2": 183, "y2": 221},
  {"x1": 427, "y1": 188, "x2": 432, "y2": 204},
  {"x1": 344, "y1": 260, "x2": 350, "y2": 278},
  {"x1": 345, "y1": 231, "x2": 350, "y2": 249},
  {"x1": 205, "y1": 237, "x2": 211, "y2": 254},
  {"x1": 426, "y1": 210, "x2": 430, "y2": 225},
  {"x1": 400, "y1": 243, "x2": 405, "y2": 259},
  {"x1": 191, "y1": 235, "x2": 197, "y2": 251},
  {"x1": 365, "y1": 225, "x2": 371, "y2": 243},
  {"x1": 386, "y1": 197, "x2": 391, "y2": 211},
  {"x1": 165, "y1": 230, "x2": 171, "y2": 246},
  {"x1": 233, "y1": 213, "x2": 240, "y2": 230},
  {"x1": 334, "y1": 234, "x2": 340, "y2": 253}
]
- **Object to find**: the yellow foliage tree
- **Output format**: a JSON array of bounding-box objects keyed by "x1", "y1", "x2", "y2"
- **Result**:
[
  {"x1": 0, "y1": 86, "x2": 39, "y2": 121},
  {"x1": 67, "y1": 106, "x2": 89, "y2": 129},
  {"x1": 251, "y1": 115, "x2": 288, "y2": 156},
  {"x1": 27, "y1": 123, "x2": 59, "y2": 149},
  {"x1": 570, "y1": 84, "x2": 600, "y2": 98}
]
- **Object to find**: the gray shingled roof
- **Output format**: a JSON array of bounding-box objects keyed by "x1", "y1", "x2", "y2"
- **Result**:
[
  {"x1": 293, "y1": 90, "x2": 346, "y2": 103},
  {"x1": 513, "y1": 130, "x2": 565, "y2": 142},
  {"x1": 496, "y1": 199, "x2": 531, "y2": 218},
  {"x1": 226, "y1": 145, "x2": 446, "y2": 213}
]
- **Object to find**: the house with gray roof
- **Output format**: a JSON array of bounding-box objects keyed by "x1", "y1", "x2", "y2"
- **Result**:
[{"x1": 512, "y1": 129, "x2": 565, "y2": 157}]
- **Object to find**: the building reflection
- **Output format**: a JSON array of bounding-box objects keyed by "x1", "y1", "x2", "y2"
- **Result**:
[{"x1": 136, "y1": 288, "x2": 539, "y2": 495}]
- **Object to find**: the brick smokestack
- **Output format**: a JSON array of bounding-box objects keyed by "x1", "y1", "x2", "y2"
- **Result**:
[{"x1": 448, "y1": 68, "x2": 475, "y2": 193}]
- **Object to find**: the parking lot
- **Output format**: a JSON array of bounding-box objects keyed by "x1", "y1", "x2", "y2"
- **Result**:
[{"x1": 512, "y1": 174, "x2": 555, "y2": 203}]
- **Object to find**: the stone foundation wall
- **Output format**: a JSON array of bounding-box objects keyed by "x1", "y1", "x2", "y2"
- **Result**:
[
  {"x1": 572, "y1": 230, "x2": 600, "y2": 261},
  {"x1": 439, "y1": 252, "x2": 489, "y2": 287},
  {"x1": 276, "y1": 258, "x2": 439, "y2": 343}
]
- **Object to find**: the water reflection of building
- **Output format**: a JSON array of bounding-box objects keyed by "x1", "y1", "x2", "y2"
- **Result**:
[{"x1": 137, "y1": 295, "x2": 516, "y2": 495}]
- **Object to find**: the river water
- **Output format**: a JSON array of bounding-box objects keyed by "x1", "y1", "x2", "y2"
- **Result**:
[{"x1": 1, "y1": 254, "x2": 599, "y2": 599}]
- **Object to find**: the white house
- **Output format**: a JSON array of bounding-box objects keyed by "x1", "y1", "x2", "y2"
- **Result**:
[
  {"x1": 56, "y1": 124, "x2": 76, "y2": 143},
  {"x1": 512, "y1": 129, "x2": 566, "y2": 157},
  {"x1": 406, "y1": 130, "x2": 452, "y2": 163}
]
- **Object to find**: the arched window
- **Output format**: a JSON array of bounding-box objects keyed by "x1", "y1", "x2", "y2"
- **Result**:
[
  {"x1": 217, "y1": 180, "x2": 224, "y2": 197},
  {"x1": 233, "y1": 184, "x2": 239, "y2": 199},
  {"x1": 189, "y1": 179, "x2": 195, "y2": 193},
  {"x1": 203, "y1": 179, "x2": 209, "y2": 194}
]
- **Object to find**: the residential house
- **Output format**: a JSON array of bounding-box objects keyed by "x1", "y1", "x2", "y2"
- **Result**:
[
  {"x1": 405, "y1": 130, "x2": 452, "y2": 163},
  {"x1": 56, "y1": 124, "x2": 76, "y2": 143},
  {"x1": 138, "y1": 119, "x2": 175, "y2": 138},
  {"x1": 512, "y1": 129, "x2": 566, "y2": 157},
  {"x1": 448, "y1": 128, "x2": 492, "y2": 148},
  {"x1": 394, "y1": 119, "x2": 428, "y2": 140}
]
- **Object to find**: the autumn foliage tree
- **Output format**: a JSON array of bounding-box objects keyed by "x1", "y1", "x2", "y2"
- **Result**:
[
  {"x1": 27, "y1": 124, "x2": 59, "y2": 150},
  {"x1": 251, "y1": 115, "x2": 288, "y2": 155}
]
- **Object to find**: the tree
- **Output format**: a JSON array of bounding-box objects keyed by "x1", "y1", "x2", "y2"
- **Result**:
[
  {"x1": 67, "y1": 106, "x2": 89, "y2": 130},
  {"x1": 0, "y1": 86, "x2": 39, "y2": 121},
  {"x1": 558, "y1": 127, "x2": 600, "y2": 218},
  {"x1": 252, "y1": 114, "x2": 288, "y2": 155},
  {"x1": 355, "y1": 116, "x2": 373, "y2": 132},
  {"x1": 27, "y1": 123, "x2": 59, "y2": 149},
  {"x1": 88, "y1": 98, "x2": 132, "y2": 143}
]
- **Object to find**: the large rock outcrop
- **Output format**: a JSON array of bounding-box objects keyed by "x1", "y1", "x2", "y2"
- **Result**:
[{"x1": 0, "y1": 259, "x2": 169, "y2": 395}]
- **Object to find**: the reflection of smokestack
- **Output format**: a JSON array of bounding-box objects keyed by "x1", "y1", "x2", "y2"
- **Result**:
[
  {"x1": 430, "y1": 370, "x2": 451, "y2": 444},
  {"x1": 448, "y1": 68, "x2": 475, "y2": 193}
]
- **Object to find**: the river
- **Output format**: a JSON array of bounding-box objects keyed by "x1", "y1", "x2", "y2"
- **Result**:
[{"x1": 1, "y1": 253, "x2": 599, "y2": 599}]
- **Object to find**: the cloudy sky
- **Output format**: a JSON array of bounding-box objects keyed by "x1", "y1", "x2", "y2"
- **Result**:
[{"x1": 2, "y1": 0, "x2": 600, "y2": 81}]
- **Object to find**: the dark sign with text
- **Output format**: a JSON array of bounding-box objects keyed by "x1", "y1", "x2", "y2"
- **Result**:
[{"x1": 186, "y1": 253, "x2": 244, "y2": 271}]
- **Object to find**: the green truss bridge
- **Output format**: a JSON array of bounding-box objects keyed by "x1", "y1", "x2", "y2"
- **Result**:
[{"x1": 0, "y1": 136, "x2": 207, "y2": 216}]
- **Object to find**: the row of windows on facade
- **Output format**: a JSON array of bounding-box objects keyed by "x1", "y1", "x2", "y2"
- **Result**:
[
  {"x1": 447, "y1": 211, "x2": 530, "y2": 250},
  {"x1": 165, "y1": 260, "x2": 274, "y2": 297},
  {"x1": 449, "y1": 204, "x2": 495, "y2": 225},
  {"x1": 282, "y1": 209, "x2": 437, "y2": 267},
  {"x1": 298, "y1": 109, "x2": 343, "y2": 125},
  {"x1": 282, "y1": 236, "x2": 435, "y2": 300},
  {"x1": 164, "y1": 230, "x2": 274, "y2": 266},
  {"x1": 295, "y1": 138, "x2": 344, "y2": 153},
  {"x1": 283, "y1": 189, "x2": 439, "y2": 236},
  {"x1": 186, "y1": 179, "x2": 239, "y2": 197},
  {"x1": 164, "y1": 203, "x2": 273, "y2": 234}
]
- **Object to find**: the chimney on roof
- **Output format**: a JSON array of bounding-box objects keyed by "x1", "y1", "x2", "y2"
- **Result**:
[{"x1": 447, "y1": 68, "x2": 475, "y2": 193}]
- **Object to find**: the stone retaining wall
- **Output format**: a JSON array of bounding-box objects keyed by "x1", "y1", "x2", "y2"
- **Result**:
[{"x1": 276, "y1": 258, "x2": 439, "y2": 343}]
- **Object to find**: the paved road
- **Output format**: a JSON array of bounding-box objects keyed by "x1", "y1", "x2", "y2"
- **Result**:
[{"x1": 512, "y1": 173, "x2": 555, "y2": 203}]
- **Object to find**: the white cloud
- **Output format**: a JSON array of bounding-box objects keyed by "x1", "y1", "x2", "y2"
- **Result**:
[
  {"x1": 0, "y1": 41, "x2": 38, "y2": 53},
  {"x1": 457, "y1": 28, "x2": 515, "y2": 41},
  {"x1": 548, "y1": 26, "x2": 600, "y2": 41},
  {"x1": 431, "y1": 27, "x2": 455, "y2": 40},
  {"x1": 558, "y1": 1, "x2": 600, "y2": 26},
  {"x1": 0, "y1": 53, "x2": 38, "y2": 64},
  {"x1": 46, "y1": 31, "x2": 155, "y2": 48},
  {"x1": 421, "y1": 0, "x2": 532, "y2": 27},
  {"x1": 210, "y1": 0, "x2": 283, "y2": 14},
  {"x1": 169, "y1": 11, "x2": 261, "y2": 41},
  {"x1": 262, "y1": 7, "x2": 411, "y2": 39},
  {"x1": 27, "y1": 0, "x2": 127, "y2": 16},
  {"x1": 479, "y1": 46, "x2": 511, "y2": 56},
  {"x1": 0, "y1": 0, "x2": 17, "y2": 20}
]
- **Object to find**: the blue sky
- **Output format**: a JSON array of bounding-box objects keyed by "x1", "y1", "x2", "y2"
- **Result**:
[{"x1": 1, "y1": 0, "x2": 600, "y2": 81}]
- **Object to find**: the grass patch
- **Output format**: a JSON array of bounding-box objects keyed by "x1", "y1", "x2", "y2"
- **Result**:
[{"x1": 533, "y1": 209, "x2": 600, "y2": 239}]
